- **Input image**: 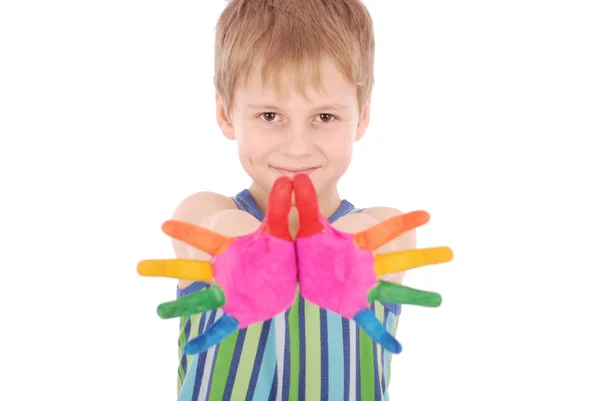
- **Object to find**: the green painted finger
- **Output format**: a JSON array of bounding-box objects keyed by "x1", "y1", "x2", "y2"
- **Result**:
[
  {"x1": 157, "y1": 284, "x2": 226, "y2": 319},
  {"x1": 368, "y1": 281, "x2": 442, "y2": 307}
]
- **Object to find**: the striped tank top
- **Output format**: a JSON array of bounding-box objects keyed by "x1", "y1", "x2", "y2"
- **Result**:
[{"x1": 176, "y1": 189, "x2": 402, "y2": 401}]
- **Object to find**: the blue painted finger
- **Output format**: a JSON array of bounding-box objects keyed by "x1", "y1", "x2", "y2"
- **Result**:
[
  {"x1": 184, "y1": 313, "x2": 239, "y2": 355},
  {"x1": 354, "y1": 308, "x2": 402, "y2": 354}
]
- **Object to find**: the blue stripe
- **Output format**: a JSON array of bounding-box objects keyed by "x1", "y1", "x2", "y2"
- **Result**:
[
  {"x1": 342, "y1": 318, "x2": 350, "y2": 401},
  {"x1": 268, "y1": 368, "x2": 278, "y2": 401},
  {"x1": 222, "y1": 327, "x2": 247, "y2": 400},
  {"x1": 371, "y1": 305, "x2": 381, "y2": 401},
  {"x1": 327, "y1": 311, "x2": 344, "y2": 401},
  {"x1": 320, "y1": 308, "x2": 329, "y2": 401},
  {"x1": 178, "y1": 354, "x2": 200, "y2": 401},
  {"x1": 282, "y1": 309, "x2": 292, "y2": 400},
  {"x1": 204, "y1": 310, "x2": 220, "y2": 401},
  {"x1": 252, "y1": 320, "x2": 277, "y2": 400},
  {"x1": 298, "y1": 296, "x2": 306, "y2": 401},
  {"x1": 245, "y1": 320, "x2": 272, "y2": 401},
  {"x1": 382, "y1": 309, "x2": 389, "y2": 399},
  {"x1": 192, "y1": 329, "x2": 210, "y2": 400},
  {"x1": 355, "y1": 319, "x2": 361, "y2": 399}
]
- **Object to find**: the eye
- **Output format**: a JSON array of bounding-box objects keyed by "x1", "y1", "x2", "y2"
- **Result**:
[
  {"x1": 259, "y1": 112, "x2": 280, "y2": 122},
  {"x1": 317, "y1": 113, "x2": 336, "y2": 123}
]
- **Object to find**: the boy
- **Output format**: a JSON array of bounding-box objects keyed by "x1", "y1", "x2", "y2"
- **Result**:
[{"x1": 172, "y1": 0, "x2": 415, "y2": 399}]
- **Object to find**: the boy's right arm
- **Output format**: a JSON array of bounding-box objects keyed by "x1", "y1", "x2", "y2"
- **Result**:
[{"x1": 170, "y1": 191, "x2": 261, "y2": 289}]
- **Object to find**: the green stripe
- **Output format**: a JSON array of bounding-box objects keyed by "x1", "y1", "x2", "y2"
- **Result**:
[
  {"x1": 208, "y1": 324, "x2": 239, "y2": 401},
  {"x1": 359, "y1": 323, "x2": 375, "y2": 401},
  {"x1": 304, "y1": 300, "x2": 321, "y2": 401},
  {"x1": 229, "y1": 322, "x2": 263, "y2": 400},
  {"x1": 288, "y1": 288, "x2": 301, "y2": 401},
  {"x1": 374, "y1": 303, "x2": 385, "y2": 395}
]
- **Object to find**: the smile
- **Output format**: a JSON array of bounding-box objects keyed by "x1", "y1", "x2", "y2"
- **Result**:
[{"x1": 270, "y1": 166, "x2": 319, "y2": 176}]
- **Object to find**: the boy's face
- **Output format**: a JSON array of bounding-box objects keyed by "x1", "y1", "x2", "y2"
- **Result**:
[{"x1": 217, "y1": 57, "x2": 370, "y2": 200}]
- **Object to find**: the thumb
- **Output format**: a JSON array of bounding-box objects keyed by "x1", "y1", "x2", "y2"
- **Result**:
[
  {"x1": 263, "y1": 176, "x2": 293, "y2": 240},
  {"x1": 293, "y1": 174, "x2": 323, "y2": 237}
]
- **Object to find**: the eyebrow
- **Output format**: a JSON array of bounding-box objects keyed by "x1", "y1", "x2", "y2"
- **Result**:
[{"x1": 247, "y1": 104, "x2": 350, "y2": 111}]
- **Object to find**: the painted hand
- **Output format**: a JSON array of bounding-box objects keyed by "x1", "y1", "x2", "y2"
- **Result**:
[
  {"x1": 293, "y1": 174, "x2": 453, "y2": 353},
  {"x1": 137, "y1": 177, "x2": 297, "y2": 355}
]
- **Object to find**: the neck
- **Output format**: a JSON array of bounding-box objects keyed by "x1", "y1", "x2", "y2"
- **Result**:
[{"x1": 248, "y1": 180, "x2": 342, "y2": 237}]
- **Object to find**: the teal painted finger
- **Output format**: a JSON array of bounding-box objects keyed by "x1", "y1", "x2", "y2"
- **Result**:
[
  {"x1": 368, "y1": 281, "x2": 442, "y2": 307},
  {"x1": 157, "y1": 284, "x2": 226, "y2": 319}
]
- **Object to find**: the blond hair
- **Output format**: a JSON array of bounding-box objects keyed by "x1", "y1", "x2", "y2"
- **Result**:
[{"x1": 214, "y1": 0, "x2": 375, "y2": 114}]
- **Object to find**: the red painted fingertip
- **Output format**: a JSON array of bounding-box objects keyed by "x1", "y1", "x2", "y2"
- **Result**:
[
  {"x1": 292, "y1": 174, "x2": 323, "y2": 237},
  {"x1": 264, "y1": 177, "x2": 293, "y2": 241}
]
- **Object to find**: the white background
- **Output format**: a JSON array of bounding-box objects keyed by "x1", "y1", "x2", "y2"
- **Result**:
[{"x1": 1, "y1": 1, "x2": 599, "y2": 400}]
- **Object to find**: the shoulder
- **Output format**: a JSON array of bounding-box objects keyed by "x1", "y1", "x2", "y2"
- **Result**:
[{"x1": 171, "y1": 191, "x2": 238, "y2": 224}]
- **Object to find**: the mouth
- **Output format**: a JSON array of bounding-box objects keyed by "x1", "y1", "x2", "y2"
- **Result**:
[{"x1": 270, "y1": 166, "x2": 319, "y2": 177}]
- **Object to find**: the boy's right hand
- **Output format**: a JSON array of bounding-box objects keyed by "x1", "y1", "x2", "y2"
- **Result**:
[{"x1": 137, "y1": 176, "x2": 297, "y2": 355}]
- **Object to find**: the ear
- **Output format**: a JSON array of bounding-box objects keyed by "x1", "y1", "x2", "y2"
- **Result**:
[
  {"x1": 355, "y1": 93, "x2": 371, "y2": 142},
  {"x1": 216, "y1": 90, "x2": 235, "y2": 140}
]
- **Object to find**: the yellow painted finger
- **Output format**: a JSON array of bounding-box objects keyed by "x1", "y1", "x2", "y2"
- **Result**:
[
  {"x1": 374, "y1": 246, "x2": 453, "y2": 277},
  {"x1": 137, "y1": 259, "x2": 214, "y2": 282}
]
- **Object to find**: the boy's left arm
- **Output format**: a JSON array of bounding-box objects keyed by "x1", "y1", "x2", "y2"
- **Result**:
[{"x1": 332, "y1": 206, "x2": 417, "y2": 285}]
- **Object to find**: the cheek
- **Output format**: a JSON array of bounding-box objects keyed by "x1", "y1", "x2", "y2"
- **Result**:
[
  {"x1": 237, "y1": 125, "x2": 276, "y2": 161},
  {"x1": 320, "y1": 130, "x2": 354, "y2": 164}
]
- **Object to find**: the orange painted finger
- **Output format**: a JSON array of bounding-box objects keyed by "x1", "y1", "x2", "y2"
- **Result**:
[
  {"x1": 162, "y1": 220, "x2": 235, "y2": 256},
  {"x1": 137, "y1": 259, "x2": 214, "y2": 281},
  {"x1": 374, "y1": 246, "x2": 453, "y2": 277},
  {"x1": 353, "y1": 211, "x2": 430, "y2": 251}
]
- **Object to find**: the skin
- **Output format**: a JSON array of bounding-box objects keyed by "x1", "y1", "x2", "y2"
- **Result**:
[{"x1": 173, "y1": 57, "x2": 416, "y2": 289}]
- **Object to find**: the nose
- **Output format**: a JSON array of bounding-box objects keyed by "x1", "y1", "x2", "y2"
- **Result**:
[{"x1": 280, "y1": 125, "x2": 314, "y2": 157}]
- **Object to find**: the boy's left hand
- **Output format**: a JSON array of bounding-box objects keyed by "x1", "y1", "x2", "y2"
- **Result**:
[{"x1": 293, "y1": 174, "x2": 453, "y2": 353}]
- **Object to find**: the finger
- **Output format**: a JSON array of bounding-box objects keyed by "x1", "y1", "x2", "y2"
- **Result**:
[
  {"x1": 292, "y1": 173, "x2": 323, "y2": 237},
  {"x1": 137, "y1": 259, "x2": 214, "y2": 281},
  {"x1": 184, "y1": 313, "x2": 239, "y2": 355},
  {"x1": 156, "y1": 285, "x2": 226, "y2": 319},
  {"x1": 353, "y1": 211, "x2": 430, "y2": 251},
  {"x1": 368, "y1": 281, "x2": 442, "y2": 307},
  {"x1": 162, "y1": 220, "x2": 235, "y2": 256},
  {"x1": 374, "y1": 246, "x2": 453, "y2": 277},
  {"x1": 263, "y1": 176, "x2": 293, "y2": 240},
  {"x1": 354, "y1": 308, "x2": 402, "y2": 354}
]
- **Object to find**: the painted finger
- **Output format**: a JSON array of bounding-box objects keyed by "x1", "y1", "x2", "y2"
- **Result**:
[
  {"x1": 161, "y1": 220, "x2": 235, "y2": 256},
  {"x1": 374, "y1": 246, "x2": 453, "y2": 276},
  {"x1": 156, "y1": 285, "x2": 226, "y2": 318},
  {"x1": 353, "y1": 211, "x2": 430, "y2": 251},
  {"x1": 368, "y1": 281, "x2": 442, "y2": 307},
  {"x1": 354, "y1": 308, "x2": 402, "y2": 354},
  {"x1": 263, "y1": 176, "x2": 293, "y2": 240},
  {"x1": 292, "y1": 173, "x2": 323, "y2": 237},
  {"x1": 184, "y1": 313, "x2": 239, "y2": 355},
  {"x1": 137, "y1": 259, "x2": 213, "y2": 281}
]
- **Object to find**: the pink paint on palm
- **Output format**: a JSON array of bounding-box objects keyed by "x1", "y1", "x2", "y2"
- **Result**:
[
  {"x1": 296, "y1": 215, "x2": 377, "y2": 320},
  {"x1": 213, "y1": 226, "x2": 297, "y2": 328}
]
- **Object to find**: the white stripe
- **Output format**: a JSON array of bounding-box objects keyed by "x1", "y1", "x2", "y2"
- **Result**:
[
  {"x1": 377, "y1": 336, "x2": 384, "y2": 397},
  {"x1": 198, "y1": 309, "x2": 223, "y2": 401},
  {"x1": 349, "y1": 320, "x2": 357, "y2": 401},
  {"x1": 274, "y1": 312, "x2": 286, "y2": 401}
]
